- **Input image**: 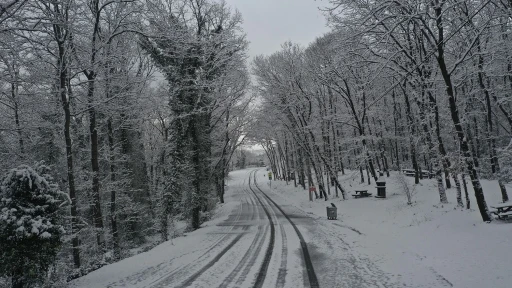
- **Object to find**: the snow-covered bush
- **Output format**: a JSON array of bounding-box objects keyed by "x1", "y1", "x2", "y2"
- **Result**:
[
  {"x1": 397, "y1": 173, "x2": 416, "y2": 205},
  {"x1": 0, "y1": 163, "x2": 67, "y2": 287}
]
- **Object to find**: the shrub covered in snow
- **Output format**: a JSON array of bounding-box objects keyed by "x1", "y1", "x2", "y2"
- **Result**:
[
  {"x1": 397, "y1": 173, "x2": 416, "y2": 205},
  {"x1": 0, "y1": 163, "x2": 67, "y2": 287}
]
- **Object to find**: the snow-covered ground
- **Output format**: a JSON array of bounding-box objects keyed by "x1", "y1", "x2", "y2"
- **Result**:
[
  {"x1": 70, "y1": 171, "x2": 247, "y2": 288},
  {"x1": 261, "y1": 170, "x2": 512, "y2": 288},
  {"x1": 71, "y1": 169, "x2": 307, "y2": 288},
  {"x1": 70, "y1": 168, "x2": 512, "y2": 288}
]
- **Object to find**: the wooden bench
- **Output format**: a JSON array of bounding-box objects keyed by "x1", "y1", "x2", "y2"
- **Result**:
[
  {"x1": 491, "y1": 211, "x2": 512, "y2": 219},
  {"x1": 403, "y1": 170, "x2": 433, "y2": 178},
  {"x1": 352, "y1": 190, "x2": 372, "y2": 198},
  {"x1": 490, "y1": 203, "x2": 512, "y2": 220}
]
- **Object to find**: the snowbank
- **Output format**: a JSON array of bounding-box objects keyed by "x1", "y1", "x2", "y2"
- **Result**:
[{"x1": 259, "y1": 171, "x2": 512, "y2": 288}]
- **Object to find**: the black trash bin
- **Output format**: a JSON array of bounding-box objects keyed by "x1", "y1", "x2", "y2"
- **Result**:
[
  {"x1": 326, "y1": 207, "x2": 337, "y2": 220},
  {"x1": 375, "y1": 180, "x2": 386, "y2": 198}
]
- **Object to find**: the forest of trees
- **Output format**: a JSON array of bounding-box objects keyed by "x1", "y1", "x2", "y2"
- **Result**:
[
  {"x1": 2, "y1": 0, "x2": 512, "y2": 286},
  {"x1": 0, "y1": 0, "x2": 251, "y2": 286},
  {"x1": 251, "y1": 0, "x2": 512, "y2": 223}
]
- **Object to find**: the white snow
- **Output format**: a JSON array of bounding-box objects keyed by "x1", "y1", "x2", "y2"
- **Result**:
[
  {"x1": 260, "y1": 170, "x2": 512, "y2": 288},
  {"x1": 70, "y1": 172, "x2": 245, "y2": 288},
  {"x1": 489, "y1": 202, "x2": 512, "y2": 209},
  {"x1": 30, "y1": 226, "x2": 39, "y2": 234},
  {"x1": 69, "y1": 169, "x2": 512, "y2": 288}
]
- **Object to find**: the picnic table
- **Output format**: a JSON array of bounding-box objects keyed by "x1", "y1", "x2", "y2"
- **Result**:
[
  {"x1": 402, "y1": 169, "x2": 416, "y2": 176},
  {"x1": 490, "y1": 203, "x2": 512, "y2": 220},
  {"x1": 352, "y1": 190, "x2": 372, "y2": 198},
  {"x1": 402, "y1": 169, "x2": 433, "y2": 178},
  {"x1": 404, "y1": 170, "x2": 415, "y2": 177}
]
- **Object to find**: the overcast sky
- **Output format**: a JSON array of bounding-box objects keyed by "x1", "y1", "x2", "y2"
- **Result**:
[{"x1": 224, "y1": 0, "x2": 330, "y2": 59}]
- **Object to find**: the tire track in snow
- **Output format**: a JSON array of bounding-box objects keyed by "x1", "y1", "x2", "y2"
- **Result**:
[
  {"x1": 150, "y1": 224, "x2": 250, "y2": 288},
  {"x1": 252, "y1": 170, "x2": 320, "y2": 288},
  {"x1": 259, "y1": 188, "x2": 288, "y2": 288},
  {"x1": 144, "y1": 185, "x2": 249, "y2": 288},
  {"x1": 276, "y1": 223, "x2": 288, "y2": 288},
  {"x1": 248, "y1": 170, "x2": 276, "y2": 288},
  {"x1": 218, "y1": 187, "x2": 264, "y2": 287},
  {"x1": 429, "y1": 267, "x2": 454, "y2": 287},
  {"x1": 178, "y1": 232, "x2": 245, "y2": 287},
  {"x1": 218, "y1": 225, "x2": 263, "y2": 287},
  {"x1": 169, "y1": 185, "x2": 260, "y2": 288},
  {"x1": 312, "y1": 217, "x2": 392, "y2": 288},
  {"x1": 235, "y1": 224, "x2": 269, "y2": 285}
]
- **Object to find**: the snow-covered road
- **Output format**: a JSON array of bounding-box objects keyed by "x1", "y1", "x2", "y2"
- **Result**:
[
  {"x1": 71, "y1": 169, "x2": 399, "y2": 288},
  {"x1": 250, "y1": 170, "x2": 398, "y2": 288}
]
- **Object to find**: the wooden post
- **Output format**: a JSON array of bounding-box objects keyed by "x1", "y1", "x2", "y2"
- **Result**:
[{"x1": 309, "y1": 186, "x2": 316, "y2": 202}]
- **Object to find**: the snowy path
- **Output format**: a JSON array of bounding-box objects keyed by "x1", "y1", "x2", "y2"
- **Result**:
[
  {"x1": 251, "y1": 170, "x2": 399, "y2": 288},
  {"x1": 71, "y1": 169, "x2": 407, "y2": 288},
  {"x1": 69, "y1": 169, "x2": 303, "y2": 287}
]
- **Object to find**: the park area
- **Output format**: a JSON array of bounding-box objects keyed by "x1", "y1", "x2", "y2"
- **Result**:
[
  {"x1": 261, "y1": 169, "x2": 512, "y2": 288},
  {"x1": 65, "y1": 168, "x2": 512, "y2": 288}
]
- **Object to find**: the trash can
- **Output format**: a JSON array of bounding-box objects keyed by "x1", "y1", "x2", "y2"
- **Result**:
[
  {"x1": 327, "y1": 207, "x2": 337, "y2": 220},
  {"x1": 375, "y1": 180, "x2": 386, "y2": 198}
]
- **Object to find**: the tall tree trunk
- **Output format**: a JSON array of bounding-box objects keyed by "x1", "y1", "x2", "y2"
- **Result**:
[
  {"x1": 431, "y1": 91, "x2": 452, "y2": 189},
  {"x1": 395, "y1": 139, "x2": 400, "y2": 170},
  {"x1": 298, "y1": 147, "x2": 306, "y2": 190},
  {"x1": 417, "y1": 85, "x2": 447, "y2": 202},
  {"x1": 401, "y1": 82, "x2": 420, "y2": 184},
  {"x1": 159, "y1": 150, "x2": 168, "y2": 242},
  {"x1": 305, "y1": 155, "x2": 318, "y2": 198},
  {"x1": 191, "y1": 119, "x2": 202, "y2": 230},
  {"x1": 392, "y1": 90, "x2": 401, "y2": 170},
  {"x1": 104, "y1": 42, "x2": 120, "y2": 260},
  {"x1": 366, "y1": 164, "x2": 371, "y2": 185},
  {"x1": 54, "y1": 10, "x2": 80, "y2": 267},
  {"x1": 86, "y1": 72, "x2": 105, "y2": 250},
  {"x1": 454, "y1": 174, "x2": 464, "y2": 208},
  {"x1": 291, "y1": 141, "x2": 298, "y2": 188},
  {"x1": 158, "y1": 123, "x2": 170, "y2": 242},
  {"x1": 218, "y1": 107, "x2": 231, "y2": 203},
  {"x1": 107, "y1": 119, "x2": 120, "y2": 259},
  {"x1": 10, "y1": 64, "x2": 24, "y2": 156},
  {"x1": 435, "y1": 161, "x2": 448, "y2": 203},
  {"x1": 84, "y1": 0, "x2": 105, "y2": 251},
  {"x1": 498, "y1": 180, "x2": 509, "y2": 203},
  {"x1": 462, "y1": 174, "x2": 470, "y2": 209},
  {"x1": 478, "y1": 50, "x2": 510, "y2": 203},
  {"x1": 433, "y1": 1, "x2": 491, "y2": 221}
]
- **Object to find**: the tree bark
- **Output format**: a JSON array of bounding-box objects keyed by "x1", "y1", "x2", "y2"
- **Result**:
[
  {"x1": 10, "y1": 63, "x2": 24, "y2": 156},
  {"x1": 105, "y1": 46, "x2": 120, "y2": 259},
  {"x1": 454, "y1": 174, "x2": 464, "y2": 208},
  {"x1": 401, "y1": 82, "x2": 420, "y2": 184},
  {"x1": 107, "y1": 118, "x2": 120, "y2": 259},
  {"x1": 462, "y1": 174, "x2": 470, "y2": 209},
  {"x1": 433, "y1": 1, "x2": 491, "y2": 221},
  {"x1": 86, "y1": 72, "x2": 105, "y2": 250},
  {"x1": 53, "y1": 5, "x2": 80, "y2": 267}
]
